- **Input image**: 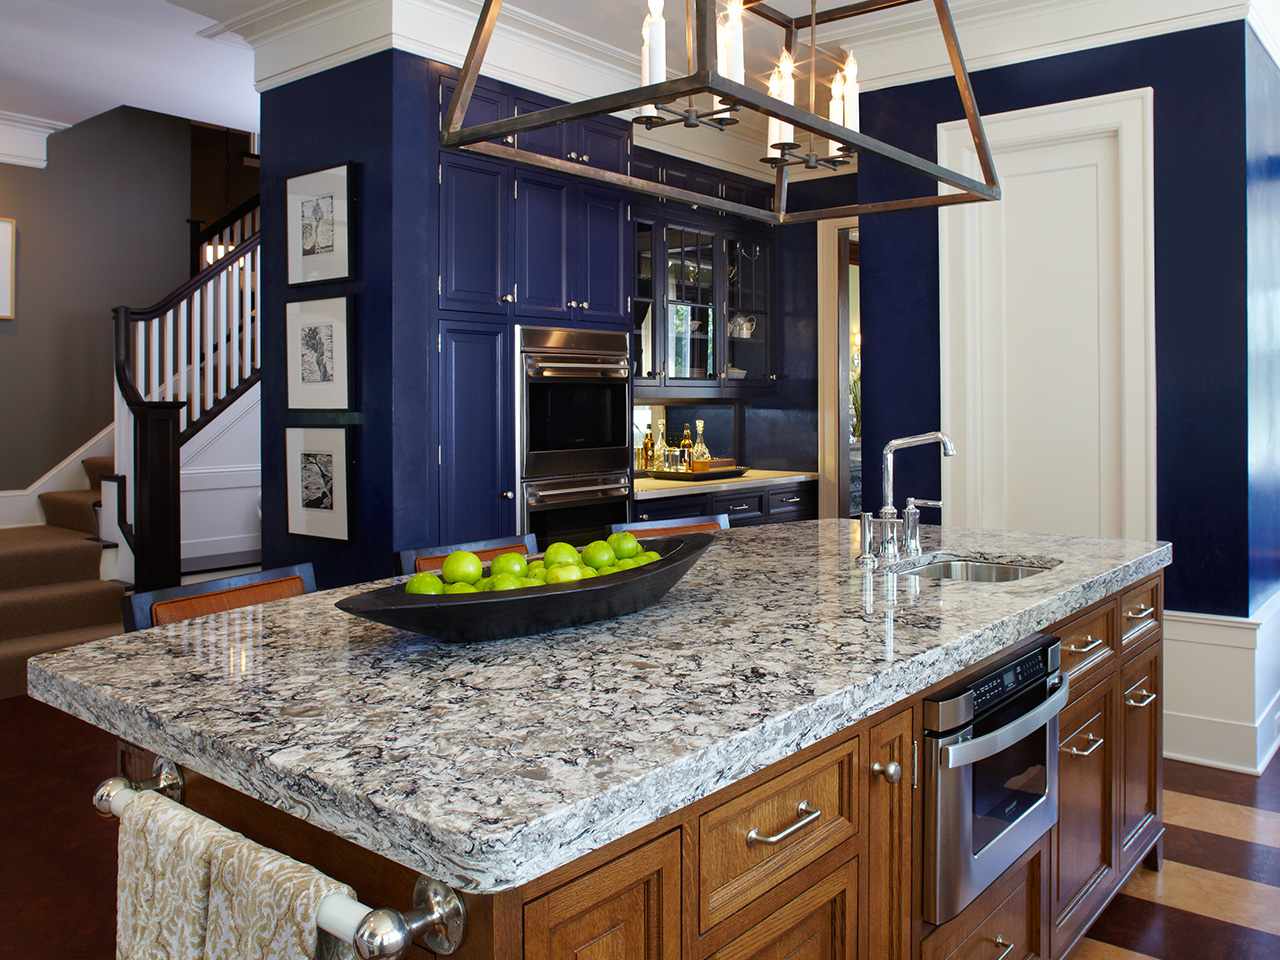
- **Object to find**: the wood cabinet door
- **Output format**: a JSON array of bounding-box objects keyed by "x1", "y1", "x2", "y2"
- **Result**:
[
  {"x1": 524, "y1": 831, "x2": 681, "y2": 960},
  {"x1": 438, "y1": 321, "x2": 514, "y2": 544},
  {"x1": 868, "y1": 707, "x2": 914, "y2": 960},
  {"x1": 439, "y1": 153, "x2": 511, "y2": 315},
  {"x1": 1119, "y1": 640, "x2": 1162, "y2": 869},
  {"x1": 514, "y1": 169, "x2": 573, "y2": 321},
  {"x1": 1051, "y1": 678, "x2": 1118, "y2": 958},
  {"x1": 576, "y1": 187, "x2": 629, "y2": 325},
  {"x1": 708, "y1": 860, "x2": 858, "y2": 960}
]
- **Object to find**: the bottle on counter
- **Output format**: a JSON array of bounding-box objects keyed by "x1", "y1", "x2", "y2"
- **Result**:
[
  {"x1": 654, "y1": 420, "x2": 668, "y2": 467},
  {"x1": 641, "y1": 425, "x2": 655, "y2": 471},
  {"x1": 680, "y1": 423, "x2": 694, "y2": 471},
  {"x1": 692, "y1": 419, "x2": 711, "y2": 461}
]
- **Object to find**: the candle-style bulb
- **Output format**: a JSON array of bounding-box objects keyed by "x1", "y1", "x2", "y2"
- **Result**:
[
  {"x1": 842, "y1": 51, "x2": 860, "y2": 134},
  {"x1": 648, "y1": 0, "x2": 664, "y2": 16}
]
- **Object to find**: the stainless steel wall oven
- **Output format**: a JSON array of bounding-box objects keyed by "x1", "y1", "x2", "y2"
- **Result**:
[{"x1": 923, "y1": 636, "x2": 1068, "y2": 924}]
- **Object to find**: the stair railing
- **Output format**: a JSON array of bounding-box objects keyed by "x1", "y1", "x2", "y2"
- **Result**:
[
  {"x1": 190, "y1": 194, "x2": 261, "y2": 276},
  {"x1": 112, "y1": 225, "x2": 261, "y2": 590}
]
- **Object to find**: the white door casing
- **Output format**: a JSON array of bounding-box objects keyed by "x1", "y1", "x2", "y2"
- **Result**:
[{"x1": 938, "y1": 89, "x2": 1156, "y2": 540}]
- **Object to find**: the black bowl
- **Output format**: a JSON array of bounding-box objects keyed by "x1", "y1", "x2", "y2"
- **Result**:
[{"x1": 336, "y1": 534, "x2": 714, "y2": 642}]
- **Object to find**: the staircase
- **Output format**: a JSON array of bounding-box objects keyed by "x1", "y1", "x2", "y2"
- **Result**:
[
  {"x1": 0, "y1": 456, "x2": 125, "y2": 698},
  {"x1": 108, "y1": 199, "x2": 262, "y2": 590}
]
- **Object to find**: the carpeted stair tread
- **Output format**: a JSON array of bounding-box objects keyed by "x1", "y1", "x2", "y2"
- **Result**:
[
  {"x1": 0, "y1": 579, "x2": 124, "y2": 643},
  {"x1": 0, "y1": 526, "x2": 102, "y2": 591},
  {"x1": 81, "y1": 456, "x2": 114, "y2": 490},
  {"x1": 38, "y1": 489, "x2": 101, "y2": 536},
  {"x1": 0, "y1": 620, "x2": 122, "y2": 698}
]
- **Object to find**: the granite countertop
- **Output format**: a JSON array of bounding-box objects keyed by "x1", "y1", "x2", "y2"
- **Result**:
[
  {"x1": 633, "y1": 468, "x2": 819, "y2": 500},
  {"x1": 29, "y1": 521, "x2": 1169, "y2": 894}
]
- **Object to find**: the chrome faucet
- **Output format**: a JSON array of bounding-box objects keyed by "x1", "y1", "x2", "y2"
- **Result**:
[{"x1": 861, "y1": 432, "x2": 957, "y2": 564}]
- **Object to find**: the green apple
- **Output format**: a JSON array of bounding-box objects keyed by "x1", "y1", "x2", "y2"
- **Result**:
[
  {"x1": 441, "y1": 550, "x2": 483, "y2": 584},
  {"x1": 444, "y1": 582, "x2": 478, "y2": 594},
  {"x1": 543, "y1": 542, "x2": 580, "y2": 568},
  {"x1": 580, "y1": 540, "x2": 617, "y2": 570},
  {"x1": 579, "y1": 566, "x2": 599, "y2": 578},
  {"x1": 639, "y1": 551, "x2": 662, "y2": 564},
  {"x1": 490, "y1": 552, "x2": 529, "y2": 578},
  {"x1": 615, "y1": 557, "x2": 638, "y2": 571},
  {"x1": 404, "y1": 572, "x2": 444, "y2": 595},
  {"x1": 597, "y1": 565, "x2": 619, "y2": 576},
  {"x1": 490, "y1": 573, "x2": 523, "y2": 591},
  {"x1": 607, "y1": 531, "x2": 641, "y2": 560},
  {"x1": 520, "y1": 577, "x2": 544, "y2": 588},
  {"x1": 545, "y1": 564, "x2": 583, "y2": 584},
  {"x1": 474, "y1": 576, "x2": 493, "y2": 591}
]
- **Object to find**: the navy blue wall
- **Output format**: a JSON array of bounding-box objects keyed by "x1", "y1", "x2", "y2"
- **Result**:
[
  {"x1": 1247, "y1": 28, "x2": 1280, "y2": 613},
  {"x1": 858, "y1": 23, "x2": 1250, "y2": 616},
  {"x1": 261, "y1": 51, "x2": 434, "y2": 588}
]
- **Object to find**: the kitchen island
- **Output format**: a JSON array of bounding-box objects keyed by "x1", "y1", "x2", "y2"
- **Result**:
[{"x1": 29, "y1": 520, "x2": 1170, "y2": 960}]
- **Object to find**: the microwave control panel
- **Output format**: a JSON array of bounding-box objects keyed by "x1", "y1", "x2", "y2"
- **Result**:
[{"x1": 971, "y1": 648, "x2": 1048, "y2": 715}]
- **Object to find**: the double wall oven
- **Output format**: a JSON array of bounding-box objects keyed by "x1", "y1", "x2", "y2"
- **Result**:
[
  {"x1": 924, "y1": 635, "x2": 1069, "y2": 924},
  {"x1": 515, "y1": 326, "x2": 631, "y2": 545}
]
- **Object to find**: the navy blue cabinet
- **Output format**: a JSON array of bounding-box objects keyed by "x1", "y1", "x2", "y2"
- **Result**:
[
  {"x1": 439, "y1": 153, "x2": 513, "y2": 315},
  {"x1": 513, "y1": 94, "x2": 566, "y2": 159},
  {"x1": 577, "y1": 119, "x2": 628, "y2": 174},
  {"x1": 439, "y1": 75, "x2": 512, "y2": 144},
  {"x1": 515, "y1": 168, "x2": 573, "y2": 321},
  {"x1": 438, "y1": 321, "x2": 515, "y2": 543},
  {"x1": 576, "y1": 187, "x2": 628, "y2": 324}
]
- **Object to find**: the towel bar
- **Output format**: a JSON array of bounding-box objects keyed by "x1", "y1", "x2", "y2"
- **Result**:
[{"x1": 93, "y1": 772, "x2": 467, "y2": 958}]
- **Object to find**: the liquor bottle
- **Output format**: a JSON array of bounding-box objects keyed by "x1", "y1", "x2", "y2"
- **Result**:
[
  {"x1": 692, "y1": 419, "x2": 711, "y2": 461},
  {"x1": 641, "y1": 425, "x2": 655, "y2": 471},
  {"x1": 680, "y1": 423, "x2": 694, "y2": 469},
  {"x1": 654, "y1": 419, "x2": 668, "y2": 466}
]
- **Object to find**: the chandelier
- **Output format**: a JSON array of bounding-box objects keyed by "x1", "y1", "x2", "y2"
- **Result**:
[{"x1": 442, "y1": 0, "x2": 1001, "y2": 224}]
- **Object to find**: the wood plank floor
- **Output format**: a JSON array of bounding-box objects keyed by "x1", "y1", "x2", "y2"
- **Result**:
[{"x1": 1074, "y1": 756, "x2": 1280, "y2": 959}]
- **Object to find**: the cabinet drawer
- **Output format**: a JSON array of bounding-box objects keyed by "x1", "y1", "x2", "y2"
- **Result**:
[
  {"x1": 768, "y1": 487, "x2": 816, "y2": 517},
  {"x1": 708, "y1": 859, "x2": 858, "y2": 960},
  {"x1": 1058, "y1": 606, "x2": 1115, "y2": 696},
  {"x1": 1118, "y1": 579, "x2": 1161, "y2": 649},
  {"x1": 923, "y1": 838, "x2": 1044, "y2": 960},
  {"x1": 714, "y1": 492, "x2": 765, "y2": 524},
  {"x1": 633, "y1": 494, "x2": 710, "y2": 523},
  {"x1": 699, "y1": 740, "x2": 859, "y2": 932},
  {"x1": 950, "y1": 882, "x2": 1032, "y2": 960}
]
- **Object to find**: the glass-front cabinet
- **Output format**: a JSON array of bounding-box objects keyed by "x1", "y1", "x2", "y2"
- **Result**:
[
  {"x1": 725, "y1": 236, "x2": 772, "y2": 384},
  {"x1": 631, "y1": 210, "x2": 773, "y2": 395}
]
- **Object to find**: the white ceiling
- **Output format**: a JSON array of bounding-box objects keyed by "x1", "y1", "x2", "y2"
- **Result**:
[{"x1": 0, "y1": 0, "x2": 258, "y2": 131}]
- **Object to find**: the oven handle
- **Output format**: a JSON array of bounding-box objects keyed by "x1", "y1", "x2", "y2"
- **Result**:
[
  {"x1": 527, "y1": 360, "x2": 629, "y2": 376},
  {"x1": 526, "y1": 482, "x2": 631, "y2": 504},
  {"x1": 940, "y1": 678, "x2": 1069, "y2": 770}
]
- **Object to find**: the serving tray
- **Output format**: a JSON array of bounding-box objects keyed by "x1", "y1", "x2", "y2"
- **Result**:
[
  {"x1": 335, "y1": 534, "x2": 713, "y2": 642},
  {"x1": 644, "y1": 467, "x2": 749, "y2": 482}
]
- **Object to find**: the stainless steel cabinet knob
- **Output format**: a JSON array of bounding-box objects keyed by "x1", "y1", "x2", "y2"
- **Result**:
[
  {"x1": 500, "y1": 293, "x2": 515, "y2": 303},
  {"x1": 769, "y1": 374, "x2": 779, "y2": 381},
  {"x1": 581, "y1": 154, "x2": 590, "y2": 163},
  {"x1": 580, "y1": 301, "x2": 589, "y2": 310},
  {"x1": 871, "y1": 760, "x2": 903, "y2": 784},
  {"x1": 501, "y1": 491, "x2": 514, "y2": 500},
  {"x1": 567, "y1": 151, "x2": 580, "y2": 160},
  {"x1": 639, "y1": 513, "x2": 650, "y2": 521},
  {"x1": 567, "y1": 299, "x2": 579, "y2": 308},
  {"x1": 504, "y1": 135, "x2": 515, "y2": 146}
]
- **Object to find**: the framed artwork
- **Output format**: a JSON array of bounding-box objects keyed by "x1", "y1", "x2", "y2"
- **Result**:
[
  {"x1": 0, "y1": 217, "x2": 14, "y2": 320},
  {"x1": 286, "y1": 297, "x2": 351, "y2": 409},
  {"x1": 286, "y1": 165, "x2": 351, "y2": 285},
  {"x1": 286, "y1": 427, "x2": 350, "y2": 541}
]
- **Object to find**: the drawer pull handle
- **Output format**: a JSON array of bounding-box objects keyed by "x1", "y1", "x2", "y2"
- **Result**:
[
  {"x1": 872, "y1": 760, "x2": 903, "y2": 784},
  {"x1": 1126, "y1": 604, "x2": 1156, "y2": 621},
  {"x1": 1065, "y1": 635, "x2": 1105, "y2": 655},
  {"x1": 730, "y1": 503, "x2": 752, "y2": 512},
  {"x1": 1126, "y1": 689, "x2": 1158, "y2": 709},
  {"x1": 1063, "y1": 732, "x2": 1104, "y2": 757},
  {"x1": 745, "y1": 801, "x2": 821, "y2": 846},
  {"x1": 780, "y1": 496, "x2": 802, "y2": 504},
  {"x1": 991, "y1": 936, "x2": 1015, "y2": 960}
]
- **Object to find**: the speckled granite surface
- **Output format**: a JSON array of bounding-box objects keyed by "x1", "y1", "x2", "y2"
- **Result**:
[{"x1": 29, "y1": 521, "x2": 1168, "y2": 893}]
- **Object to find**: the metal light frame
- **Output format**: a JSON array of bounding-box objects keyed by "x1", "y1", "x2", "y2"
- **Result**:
[{"x1": 441, "y1": 0, "x2": 1000, "y2": 224}]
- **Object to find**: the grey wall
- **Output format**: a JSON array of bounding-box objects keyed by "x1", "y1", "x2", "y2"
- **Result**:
[{"x1": 0, "y1": 106, "x2": 190, "y2": 489}]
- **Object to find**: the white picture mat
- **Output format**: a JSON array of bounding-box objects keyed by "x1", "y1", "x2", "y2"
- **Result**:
[
  {"x1": 0, "y1": 218, "x2": 14, "y2": 320},
  {"x1": 286, "y1": 298, "x2": 350, "y2": 409},
  {"x1": 286, "y1": 427, "x2": 349, "y2": 540},
  {"x1": 287, "y1": 166, "x2": 350, "y2": 285}
]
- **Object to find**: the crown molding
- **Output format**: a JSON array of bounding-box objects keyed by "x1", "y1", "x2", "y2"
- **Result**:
[
  {"x1": 824, "y1": 0, "x2": 1259, "y2": 91},
  {"x1": 0, "y1": 111, "x2": 70, "y2": 169},
  {"x1": 1250, "y1": 0, "x2": 1280, "y2": 66}
]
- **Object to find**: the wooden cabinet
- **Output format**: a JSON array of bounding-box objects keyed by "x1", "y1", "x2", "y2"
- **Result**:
[
  {"x1": 1119, "y1": 640, "x2": 1162, "y2": 871},
  {"x1": 524, "y1": 831, "x2": 681, "y2": 960},
  {"x1": 1057, "y1": 605, "x2": 1115, "y2": 700},
  {"x1": 1050, "y1": 677, "x2": 1117, "y2": 958},
  {"x1": 1118, "y1": 578, "x2": 1162, "y2": 652},
  {"x1": 708, "y1": 861, "x2": 858, "y2": 960},
  {"x1": 868, "y1": 708, "x2": 914, "y2": 960}
]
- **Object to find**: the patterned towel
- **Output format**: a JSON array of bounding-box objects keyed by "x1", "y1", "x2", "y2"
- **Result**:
[
  {"x1": 117, "y1": 791, "x2": 238, "y2": 960},
  {"x1": 204, "y1": 833, "x2": 357, "y2": 960}
]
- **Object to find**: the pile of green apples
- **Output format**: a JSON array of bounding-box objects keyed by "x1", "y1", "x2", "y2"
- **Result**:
[{"x1": 404, "y1": 532, "x2": 663, "y2": 596}]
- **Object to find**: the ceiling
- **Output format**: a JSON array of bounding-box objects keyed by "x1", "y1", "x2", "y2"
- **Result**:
[{"x1": 0, "y1": 0, "x2": 257, "y2": 132}]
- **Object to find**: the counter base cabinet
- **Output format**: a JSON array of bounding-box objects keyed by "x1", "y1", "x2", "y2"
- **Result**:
[
  {"x1": 868, "y1": 709, "x2": 914, "y2": 960},
  {"x1": 633, "y1": 482, "x2": 817, "y2": 529}
]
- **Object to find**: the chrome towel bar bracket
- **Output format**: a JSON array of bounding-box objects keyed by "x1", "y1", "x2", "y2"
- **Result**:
[{"x1": 91, "y1": 768, "x2": 467, "y2": 958}]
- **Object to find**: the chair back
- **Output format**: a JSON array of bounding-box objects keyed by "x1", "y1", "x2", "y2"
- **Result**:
[
  {"x1": 398, "y1": 534, "x2": 540, "y2": 576},
  {"x1": 124, "y1": 563, "x2": 317, "y2": 631},
  {"x1": 611, "y1": 514, "x2": 730, "y2": 539}
]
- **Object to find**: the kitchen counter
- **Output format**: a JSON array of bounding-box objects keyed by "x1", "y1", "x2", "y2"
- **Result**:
[
  {"x1": 29, "y1": 521, "x2": 1169, "y2": 894},
  {"x1": 633, "y1": 467, "x2": 818, "y2": 499}
]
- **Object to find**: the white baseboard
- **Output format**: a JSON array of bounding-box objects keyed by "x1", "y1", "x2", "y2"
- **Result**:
[
  {"x1": 0, "y1": 424, "x2": 113, "y2": 528},
  {"x1": 181, "y1": 532, "x2": 262, "y2": 558},
  {"x1": 1162, "y1": 592, "x2": 1280, "y2": 775}
]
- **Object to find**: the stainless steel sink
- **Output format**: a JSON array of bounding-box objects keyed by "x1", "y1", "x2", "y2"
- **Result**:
[{"x1": 903, "y1": 559, "x2": 1046, "y2": 583}]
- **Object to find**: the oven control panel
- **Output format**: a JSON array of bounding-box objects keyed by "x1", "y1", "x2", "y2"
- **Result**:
[{"x1": 971, "y1": 648, "x2": 1048, "y2": 715}]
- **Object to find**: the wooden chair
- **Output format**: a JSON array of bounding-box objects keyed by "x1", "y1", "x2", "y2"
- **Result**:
[
  {"x1": 611, "y1": 515, "x2": 730, "y2": 539},
  {"x1": 123, "y1": 563, "x2": 317, "y2": 631},
  {"x1": 398, "y1": 534, "x2": 540, "y2": 576}
]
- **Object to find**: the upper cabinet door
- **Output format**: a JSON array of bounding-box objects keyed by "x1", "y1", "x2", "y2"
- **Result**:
[
  {"x1": 439, "y1": 153, "x2": 511, "y2": 315},
  {"x1": 725, "y1": 235, "x2": 773, "y2": 383},
  {"x1": 438, "y1": 321, "x2": 515, "y2": 544},
  {"x1": 438, "y1": 75, "x2": 511, "y2": 144},
  {"x1": 514, "y1": 169, "x2": 572, "y2": 321},
  {"x1": 577, "y1": 119, "x2": 628, "y2": 173},
  {"x1": 576, "y1": 187, "x2": 628, "y2": 325},
  {"x1": 513, "y1": 95, "x2": 566, "y2": 160}
]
